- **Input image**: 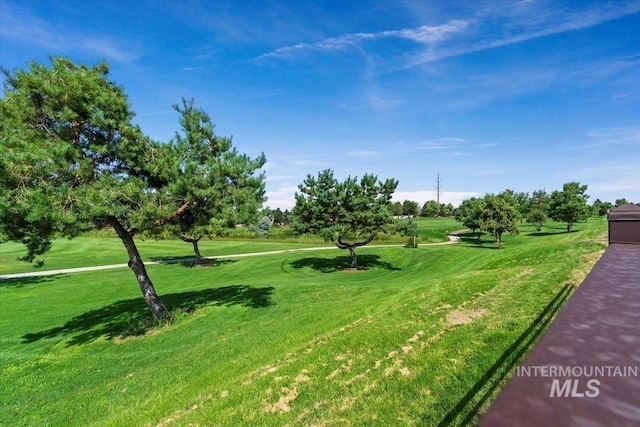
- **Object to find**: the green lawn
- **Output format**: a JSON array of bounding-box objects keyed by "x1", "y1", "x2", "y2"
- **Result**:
[
  {"x1": 0, "y1": 218, "x2": 607, "y2": 426},
  {"x1": 0, "y1": 216, "x2": 456, "y2": 275}
]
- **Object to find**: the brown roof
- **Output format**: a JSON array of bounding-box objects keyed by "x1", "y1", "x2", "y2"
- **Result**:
[{"x1": 608, "y1": 203, "x2": 640, "y2": 221}]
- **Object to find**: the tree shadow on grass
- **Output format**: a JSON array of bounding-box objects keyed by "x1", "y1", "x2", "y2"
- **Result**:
[
  {"x1": 22, "y1": 284, "x2": 274, "y2": 347},
  {"x1": 148, "y1": 256, "x2": 236, "y2": 268},
  {"x1": 290, "y1": 254, "x2": 401, "y2": 273},
  {"x1": 0, "y1": 274, "x2": 67, "y2": 289},
  {"x1": 456, "y1": 233, "x2": 500, "y2": 249},
  {"x1": 434, "y1": 284, "x2": 574, "y2": 426},
  {"x1": 528, "y1": 230, "x2": 581, "y2": 237}
]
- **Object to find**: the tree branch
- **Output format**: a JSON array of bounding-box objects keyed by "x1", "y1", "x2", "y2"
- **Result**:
[
  {"x1": 335, "y1": 234, "x2": 375, "y2": 249},
  {"x1": 152, "y1": 201, "x2": 191, "y2": 228}
]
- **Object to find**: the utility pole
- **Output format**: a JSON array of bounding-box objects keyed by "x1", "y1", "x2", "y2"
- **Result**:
[{"x1": 436, "y1": 174, "x2": 442, "y2": 204}]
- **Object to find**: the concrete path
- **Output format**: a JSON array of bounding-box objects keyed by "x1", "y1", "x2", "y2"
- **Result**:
[{"x1": 0, "y1": 236, "x2": 460, "y2": 280}]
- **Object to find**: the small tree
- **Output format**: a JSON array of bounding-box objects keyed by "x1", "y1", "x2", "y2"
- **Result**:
[
  {"x1": 392, "y1": 201, "x2": 404, "y2": 216},
  {"x1": 525, "y1": 189, "x2": 549, "y2": 231},
  {"x1": 439, "y1": 203, "x2": 455, "y2": 217},
  {"x1": 455, "y1": 197, "x2": 483, "y2": 236},
  {"x1": 421, "y1": 200, "x2": 440, "y2": 217},
  {"x1": 292, "y1": 169, "x2": 398, "y2": 269},
  {"x1": 499, "y1": 189, "x2": 529, "y2": 222},
  {"x1": 479, "y1": 195, "x2": 519, "y2": 248},
  {"x1": 159, "y1": 98, "x2": 265, "y2": 265},
  {"x1": 402, "y1": 200, "x2": 420, "y2": 217},
  {"x1": 396, "y1": 219, "x2": 419, "y2": 248},
  {"x1": 526, "y1": 209, "x2": 548, "y2": 232},
  {"x1": 548, "y1": 182, "x2": 590, "y2": 232},
  {"x1": 591, "y1": 199, "x2": 612, "y2": 216},
  {"x1": 255, "y1": 215, "x2": 272, "y2": 238}
]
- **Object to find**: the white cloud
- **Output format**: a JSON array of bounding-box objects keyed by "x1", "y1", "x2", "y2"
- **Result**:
[
  {"x1": 264, "y1": 184, "x2": 299, "y2": 210},
  {"x1": 256, "y1": 20, "x2": 468, "y2": 61},
  {"x1": 391, "y1": 3, "x2": 640, "y2": 72}
]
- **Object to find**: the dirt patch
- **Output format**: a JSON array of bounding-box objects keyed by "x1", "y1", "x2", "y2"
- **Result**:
[
  {"x1": 407, "y1": 330, "x2": 424, "y2": 342},
  {"x1": 339, "y1": 266, "x2": 369, "y2": 272},
  {"x1": 326, "y1": 360, "x2": 353, "y2": 379},
  {"x1": 264, "y1": 387, "x2": 299, "y2": 413},
  {"x1": 446, "y1": 308, "x2": 488, "y2": 326}
]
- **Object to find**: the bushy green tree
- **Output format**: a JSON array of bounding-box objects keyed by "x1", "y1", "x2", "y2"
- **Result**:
[
  {"x1": 392, "y1": 201, "x2": 404, "y2": 216},
  {"x1": 498, "y1": 189, "x2": 529, "y2": 221},
  {"x1": 526, "y1": 189, "x2": 549, "y2": 231},
  {"x1": 396, "y1": 219, "x2": 419, "y2": 248},
  {"x1": 421, "y1": 200, "x2": 440, "y2": 217},
  {"x1": 402, "y1": 200, "x2": 420, "y2": 217},
  {"x1": 292, "y1": 169, "x2": 398, "y2": 269},
  {"x1": 479, "y1": 195, "x2": 520, "y2": 248},
  {"x1": 158, "y1": 98, "x2": 265, "y2": 265},
  {"x1": 455, "y1": 197, "x2": 483, "y2": 236},
  {"x1": 548, "y1": 182, "x2": 590, "y2": 232},
  {"x1": 591, "y1": 199, "x2": 612, "y2": 216},
  {"x1": 439, "y1": 203, "x2": 455, "y2": 217}
]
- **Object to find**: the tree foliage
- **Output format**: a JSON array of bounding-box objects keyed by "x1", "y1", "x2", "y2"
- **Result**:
[
  {"x1": 421, "y1": 200, "x2": 440, "y2": 217},
  {"x1": 291, "y1": 169, "x2": 398, "y2": 268},
  {"x1": 156, "y1": 98, "x2": 265, "y2": 264},
  {"x1": 0, "y1": 57, "x2": 264, "y2": 318},
  {"x1": 402, "y1": 200, "x2": 420, "y2": 217},
  {"x1": 591, "y1": 199, "x2": 612, "y2": 216},
  {"x1": 525, "y1": 189, "x2": 549, "y2": 231},
  {"x1": 479, "y1": 194, "x2": 520, "y2": 248},
  {"x1": 395, "y1": 219, "x2": 419, "y2": 248},
  {"x1": 454, "y1": 197, "x2": 484, "y2": 236},
  {"x1": 548, "y1": 182, "x2": 590, "y2": 232}
]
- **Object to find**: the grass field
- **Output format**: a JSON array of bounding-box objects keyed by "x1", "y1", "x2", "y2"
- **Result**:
[
  {"x1": 0, "y1": 218, "x2": 607, "y2": 426},
  {"x1": 0, "y1": 217, "x2": 459, "y2": 275}
]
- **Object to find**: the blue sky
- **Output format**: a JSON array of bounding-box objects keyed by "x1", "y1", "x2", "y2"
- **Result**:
[{"x1": 1, "y1": 0, "x2": 639, "y2": 209}]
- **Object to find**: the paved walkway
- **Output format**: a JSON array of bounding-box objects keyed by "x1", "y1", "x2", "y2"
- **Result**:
[
  {"x1": 480, "y1": 243, "x2": 640, "y2": 427},
  {"x1": 0, "y1": 236, "x2": 460, "y2": 280}
]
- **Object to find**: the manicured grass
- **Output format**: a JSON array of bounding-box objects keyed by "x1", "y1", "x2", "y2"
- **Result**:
[
  {"x1": 0, "y1": 217, "x2": 455, "y2": 275},
  {"x1": 0, "y1": 218, "x2": 607, "y2": 426},
  {"x1": 0, "y1": 239, "x2": 331, "y2": 275}
]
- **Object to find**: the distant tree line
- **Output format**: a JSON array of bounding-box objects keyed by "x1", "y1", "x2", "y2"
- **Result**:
[{"x1": 452, "y1": 182, "x2": 620, "y2": 248}]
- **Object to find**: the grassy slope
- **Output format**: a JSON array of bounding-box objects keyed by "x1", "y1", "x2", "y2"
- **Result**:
[{"x1": 0, "y1": 218, "x2": 606, "y2": 426}]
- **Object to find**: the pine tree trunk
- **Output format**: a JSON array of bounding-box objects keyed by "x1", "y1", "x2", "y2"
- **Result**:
[
  {"x1": 109, "y1": 217, "x2": 171, "y2": 320},
  {"x1": 192, "y1": 239, "x2": 202, "y2": 265},
  {"x1": 348, "y1": 246, "x2": 358, "y2": 269},
  {"x1": 567, "y1": 222, "x2": 573, "y2": 232}
]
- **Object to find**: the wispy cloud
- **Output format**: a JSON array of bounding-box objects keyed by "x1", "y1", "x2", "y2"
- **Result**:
[
  {"x1": 256, "y1": 1, "x2": 640, "y2": 74},
  {"x1": 347, "y1": 150, "x2": 379, "y2": 157},
  {"x1": 580, "y1": 126, "x2": 640, "y2": 148},
  {"x1": 0, "y1": 3, "x2": 140, "y2": 63},
  {"x1": 255, "y1": 20, "x2": 468, "y2": 61},
  {"x1": 393, "y1": 1, "x2": 640, "y2": 71}
]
